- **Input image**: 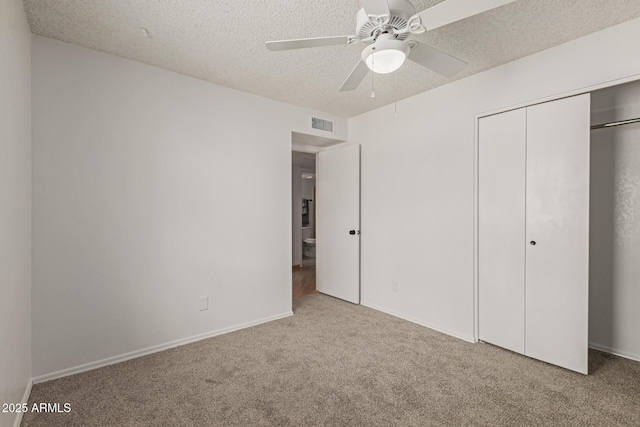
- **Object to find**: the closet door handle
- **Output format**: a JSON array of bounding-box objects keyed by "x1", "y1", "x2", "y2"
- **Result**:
[{"x1": 530, "y1": 241, "x2": 537, "y2": 246}]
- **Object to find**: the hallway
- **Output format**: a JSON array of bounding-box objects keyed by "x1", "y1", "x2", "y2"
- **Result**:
[{"x1": 292, "y1": 257, "x2": 316, "y2": 299}]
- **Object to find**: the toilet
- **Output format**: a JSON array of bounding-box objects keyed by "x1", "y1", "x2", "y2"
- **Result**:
[
  {"x1": 302, "y1": 227, "x2": 315, "y2": 258},
  {"x1": 303, "y1": 238, "x2": 316, "y2": 257}
]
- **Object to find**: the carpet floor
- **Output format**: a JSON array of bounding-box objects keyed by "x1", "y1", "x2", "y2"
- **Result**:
[{"x1": 23, "y1": 294, "x2": 640, "y2": 426}]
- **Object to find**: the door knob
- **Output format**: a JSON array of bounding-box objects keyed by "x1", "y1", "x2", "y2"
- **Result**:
[
  {"x1": 530, "y1": 241, "x2": 536, "y2": 246},
  {"x1": 349, "y1": 230, "x2": 356, "y2": 235}
]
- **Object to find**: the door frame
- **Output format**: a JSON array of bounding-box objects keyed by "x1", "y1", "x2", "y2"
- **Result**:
[
  {"x1": 291, "y1": 146, "x2": 318, "y2": 272},
  {"x1": 291, "y1": 135, "x2": 352, "y2": 303},
  {"x1": 472, "y1": 73, "x2": 640, "y2": 343}
]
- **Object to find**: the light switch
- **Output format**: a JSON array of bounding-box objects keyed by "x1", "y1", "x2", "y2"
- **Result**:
[{"x1": 199, "y1": 296, "x2": 208, "y2": 311}]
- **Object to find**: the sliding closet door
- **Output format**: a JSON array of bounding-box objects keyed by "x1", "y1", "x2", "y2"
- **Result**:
[
  {"x1": 525, "y1": 94, "x2": 590, "y2": 374},
  {"x1": 478, "y1": 108, "x2": 527, "y2": 354}
]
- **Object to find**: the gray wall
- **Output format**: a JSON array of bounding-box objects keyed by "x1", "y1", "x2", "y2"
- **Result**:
[{"x1": 0, "y1": 1, "x2": 32, "y2": 426}]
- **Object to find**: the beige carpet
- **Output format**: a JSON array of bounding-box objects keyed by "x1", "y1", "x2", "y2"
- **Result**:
[{"x1": 23, "y1": 294, "x2": 640, "y2": 426}]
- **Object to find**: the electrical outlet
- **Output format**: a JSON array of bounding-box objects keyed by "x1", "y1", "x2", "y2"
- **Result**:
[
  {"x1": 199, "y1": 296, "x2": 208, "y2": 311},
  {"x1": 392, "y1": 281, "x2": 399, "y2": 292}
]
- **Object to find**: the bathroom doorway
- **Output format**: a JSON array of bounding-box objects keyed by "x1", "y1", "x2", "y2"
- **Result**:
[
  {"x1": 301, "y1": 171, "x2": 316, "y2": 267},
  {"x1": 292, "y1": 151, "x2": 317, "y2": 299}
]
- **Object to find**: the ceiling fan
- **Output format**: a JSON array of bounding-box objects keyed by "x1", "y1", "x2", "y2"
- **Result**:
[{"x1": 265, "y1": 0, "x2": 515, "y2": 91}]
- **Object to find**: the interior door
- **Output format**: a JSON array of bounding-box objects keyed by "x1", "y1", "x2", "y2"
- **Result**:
[
  {"x1": 525, "y1": 94, "x2": 590, "y2": 374},
  {"x1": 478, "y1": 108, "x2": 527, "y2": 354},
  {"x1": 316, "y1": 143, "x2": 360, "y2": 304}
]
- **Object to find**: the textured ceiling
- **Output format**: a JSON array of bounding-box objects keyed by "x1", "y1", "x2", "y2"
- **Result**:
[{"x1": 23, "y1": 0, "x2": 640, "y2": 118}]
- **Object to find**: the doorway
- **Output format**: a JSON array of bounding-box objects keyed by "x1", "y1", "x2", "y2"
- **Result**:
[
  {"x1": 292, "y1": 150, "x2": 317, "y2": 299},
  {"x1": 291, "y1": 130, "x2": 362, "y2": 304}
]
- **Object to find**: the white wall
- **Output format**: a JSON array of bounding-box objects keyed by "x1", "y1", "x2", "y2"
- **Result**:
[
  {"x1": 292, "y1": 165, "x2": 302, "y2": 266},
  {"x1": 31, "y1": 36, "x2": 347, "y2": 379},
  {"x1": 0, "y1": 1, "x2": 32, "y2": 425},
  {"x1": 350, "y1": 18, "x2": 640, "y2": 342},
  {"x1": 302, "y1": 175, "x2": 315, "y2": 200},
  {"x1": 590, "y1": 81, "x2": 640, "y2": 360}
]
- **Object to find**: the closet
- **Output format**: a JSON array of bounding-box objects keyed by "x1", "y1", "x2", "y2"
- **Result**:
[
  {"x1": 589, "y1": 81, "x2": 640, "y2": 364},
  {"x1": 478, "y1": 81, "x2": 640, "y2": 374},
  {"x1": 478, "y1": 94, "x2": 591, "y2": 374}
]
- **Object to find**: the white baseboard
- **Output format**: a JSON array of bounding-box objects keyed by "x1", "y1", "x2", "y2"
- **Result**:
[
  {"x1": 589, "y1": 342, "x2": 640, "y2": 362},
  {"x1": 12, "y1": 378, "x2": 32, "y2": 427},
  {"x1": 361, "y1": 300, "x2": 475, "y2": 343},
  {"x1": 33, "y1": 311, "x2": 294, "y2": 384}
]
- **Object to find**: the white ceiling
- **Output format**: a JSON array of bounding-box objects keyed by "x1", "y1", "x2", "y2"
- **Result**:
[
  {"x1": 22, "y1": 0, "x2": 640, "y2": 118},
  {"x1": 292, "y1": 151, "x2": 317, "y2": 170}
]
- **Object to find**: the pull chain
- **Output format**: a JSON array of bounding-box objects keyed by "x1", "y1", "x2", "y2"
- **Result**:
[
  {"x1": 394, "y1": 73, "x2": 397, "y2": 116},
  {"x1": 370, "y1": 48, "x2": 376, "y2": 98}
]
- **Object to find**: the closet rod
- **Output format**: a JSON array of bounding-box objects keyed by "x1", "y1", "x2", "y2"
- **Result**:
[{"x1": 591, "y1": 117, "x2": 640, "y2": 130}]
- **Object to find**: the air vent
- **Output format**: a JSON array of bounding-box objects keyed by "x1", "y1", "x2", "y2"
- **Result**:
[{"x1": 311, "y1": 116, "x2": 334, "y2": 133}]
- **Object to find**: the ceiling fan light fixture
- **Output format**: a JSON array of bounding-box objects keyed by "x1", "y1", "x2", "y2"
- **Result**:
[{"x1": 362, "y1": 38, "x2": 410, "y2": 74}]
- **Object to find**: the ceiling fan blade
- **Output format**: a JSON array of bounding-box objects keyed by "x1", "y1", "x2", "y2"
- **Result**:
[
  {"x1": 407, "y1": 42, "x2": 467, "y2": 77},
  {"x1": 416, "y1": 0, "x2": 516, "y2": 31},
  {"x1": 362, "y1": 0, "x2": 390, "y2": 18},
  {"x1": 339, "y1": 60, "x2": 370, "y2": 92},
  {"x1": 265, "y1": 36, "x2": 351, "y2": 51}
]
